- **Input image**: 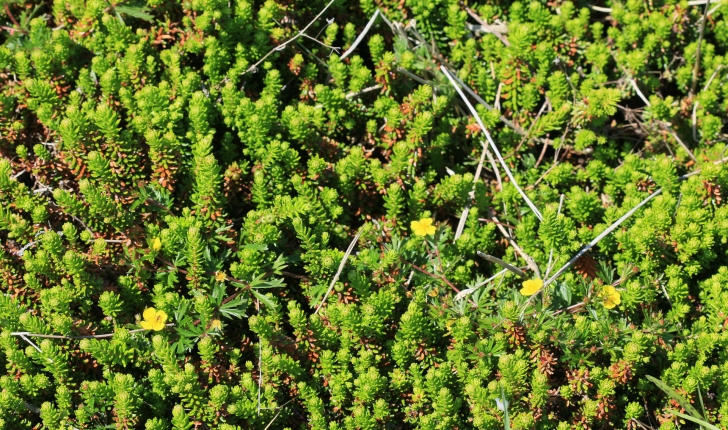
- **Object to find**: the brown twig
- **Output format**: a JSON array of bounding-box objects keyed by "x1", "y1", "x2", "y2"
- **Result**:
[
  {"x1": 533, "y1": 136, "x2": 550, "y2": 169},
  {"x1": 3, "y1": 4, "x2": 25, "y2": 33},
  {"x1": 425, "y1": 239, "x2": 445, "y2": 274},
  {"x1": 551, "y1": 301, "x2": 586, "y2": 316},
  {"x1": 399, "y1": 258, "x2": 476, "y2": 306},
  {"x1": 146, "y1": 197, "x2": 174, "y2": 215},
  {"x1": 155, "y1": 256, "x2": 254, "y2": 291},
  {"x1": 690, "y1": 0, "x2": 712, "y2": 96},
  {"x1": 477, "y1": 218, "x2": 516, "y2": 229},
  {"x1": 281, "y1": 271, "x2": 310, "y2": 281},
  {"x1": 1, "y1": 25, "x2": 23, "y2": 34},
  {"x1": 528, "y1": 162, "x2": 559, "y2": 190},
  {"x1": 509, "y1": 98, "x2": 550, "y2": 159}
]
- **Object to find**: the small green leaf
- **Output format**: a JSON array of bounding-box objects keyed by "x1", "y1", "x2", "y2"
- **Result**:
[
  {"x1": 114, "y1": 5, "x2": 154, "y2": 22},
  {"x1": 500, "y1": 385, "x2": 510, "y2": 430},
  {"x1": 249, "y1": 273, "x2": 285, "y2": 289},
  {"x1": 670, "y1": 411, "x2": 720, "y2": 430},
  {"x1": 252, "y1": 290, "x2": 278, "y2": 313},
  {"x1": 647, "y1": 376, "x2": 704, "y2": 420},
  {"x1": 219, "y1": 293, "x2": 248, "y2": 319}
]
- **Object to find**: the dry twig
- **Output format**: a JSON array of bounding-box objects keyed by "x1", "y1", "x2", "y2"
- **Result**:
[
  {"x1": 464, "y1": 7, "x2": 510, "y2": 46},
  {"x1": 442, "y1": 66, "x2": 544, "y2": 221},
  {"x1": 313, "y1": 226, "x2": 366, "y2": 314},
  {"x1": 242, "y1": 0, "x2": 337, "y2": 75}
]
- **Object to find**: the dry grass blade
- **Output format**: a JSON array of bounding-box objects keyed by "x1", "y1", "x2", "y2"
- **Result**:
[
  {"x1": 263, "y1": 400, "x2": 295, "y2": 430},
  {"x1": 455, "y1": 268, "x2": 508, "y2": 301},
  {"x1": 455, "y1": 140, "x2": 489, "y2": 241},
  {"x1": 340, "y1": 9, "x2": 380, "y2": 60},
  {"x1": 544, "y1": 193, "x2": 565, "y2": 279},
  {"x1": 346, "y1": 84, "x2": 382, "y2": 99},
  {"x1": 397, "y1": 67, "x2": 434, "y2": 85},
  {"x1": 691, "y1": 65, "x2": 723, "y2": 141},
  {"x1": 441, "y1": 66, "x2": 544, "y2": 221},
  {"x1": 464, "y1": 7, "x2": 510, "y2": 46},
  {"x1": 630, "y1": 79, "x2": 698, "y2": 162},
  {"x1": 629, "y1": 79, "x2": 650, "y2": 106},
  {"x1": 14, "y1": 334, "x2": 54, "y2": 363},
  {"x1": 486, "y1": 209, "x2": 541, "y2": 276},
  {"x1": 543, "y1": 156, "x2": 727, "y2": 287},
  {"x1": 544, "y1": 189, "x2": 662, "y2": 286},
  {"x1": 446, "y1": 71, "x2": 537, "y2": 141},
  {"x1": 589, "y1": 4, "x2": 613, "y2": 12},
  {"x1": 454, "y1": 201, "x2": 472, "y2": 241},
  {"x1": 485, "y1": 144, "x2": 503, "y2": 188},
  {"x1": 544, "y1": 153, "x2": 728, "y2": 287},
  {"x1": 313, "y1": 226, "x2": 366, "y2": 315},
  {"x1": 680, "y1": 155, "x2": 728, "y2": 180},
  {"x1": 666, "y1": 128, "x2": 698, "y2": 162},
  {"x1": 257, "y1": 301, "x2": 263, "y2": 416},
  {"x1": 24, "y1": 402, "x2": 41, "y2": 414},
  {"x1": 477, "y1": 252, "x2": 527, "y2": 278},
  {"x1": 18, "y1": 334, "x2": 43, "y2": 353},
  {"x1": 242, "y1": 0, "x2": 337, "y2": 75},
  {"x1": 10, "y1": 324, "x2": 175, "y2": 339},
  {"x1": 691, "y1": 0, "x2": 712, "y2": 95}
]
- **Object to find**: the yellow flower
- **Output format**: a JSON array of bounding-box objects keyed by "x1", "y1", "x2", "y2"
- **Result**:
[
  {"x1": 140, "y1": 308, "x2": 168, "y2": 331},
  {"x1": 601, "y1": 285, "x2": 621, "y2": 309},
  {"x1": 411, "y1": 218, "x2": 436, "y2": 236},
  {"x1": 214, "y1": 271, "x2": 227, "y2": 282},
  {"x1": 152, "y1": 237, "x2": 162, "y2": 251},
  {"x1": 520, "y1": 279, "x2": 544, "y2": 296},
  {"x1": 210, "y1": 319, "x2": 222, "y2": 330}
]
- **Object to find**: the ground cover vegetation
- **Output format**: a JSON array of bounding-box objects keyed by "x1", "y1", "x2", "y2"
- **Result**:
[{"x1": 1, "y1": 0, "x2": 728, "y2": 427}]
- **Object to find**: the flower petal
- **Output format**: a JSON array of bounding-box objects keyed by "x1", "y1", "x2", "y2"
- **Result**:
[
  {"x1": 155, "y1": 310, "x2": 168, "y2": 324},
  {"x1": 152, "y1": 321, "x2": 166, "y2": 331},
  {"x1": 140, "y1": 320, "x2": 154, "y2": 330},
  {"x1": 143, "y1": 308, "x2": 157, "y2": 321},
  {"x1": 610, "y1": 292, "x2": 621, "y2": 305},
  {"x1": 520, "y1": 279, "x2": 543, "y2": 296},
  {"x1": 425, "y1": 225, "x2": 436, "y2": 235}
]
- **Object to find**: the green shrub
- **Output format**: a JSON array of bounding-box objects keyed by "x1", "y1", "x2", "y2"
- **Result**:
[{"x1": 1, "y1": 0, "x2": 728, "y2": 428}]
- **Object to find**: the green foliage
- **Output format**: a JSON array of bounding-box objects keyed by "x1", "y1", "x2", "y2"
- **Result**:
[{"x1": 0, "y1": 0, "x2": 727, "y2": 428}]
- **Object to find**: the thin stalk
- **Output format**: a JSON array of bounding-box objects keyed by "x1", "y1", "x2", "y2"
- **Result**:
[
  {"x1": 313, "y1": 226, "x2": 366, "y2": 314},
  {"x1": 340, "y1": 9, "x2": 381, "y2": 60},
  {"x1": 441, "y1": 66, "x2": 543, "y2": 221},
  {"x1": 690, "y1": 0, "x2": 712, "y2": 95}
]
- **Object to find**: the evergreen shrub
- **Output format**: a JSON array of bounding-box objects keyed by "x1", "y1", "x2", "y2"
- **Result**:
[{"x1": 1, "y1": 0, "x2": 728, "y2": 427}]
